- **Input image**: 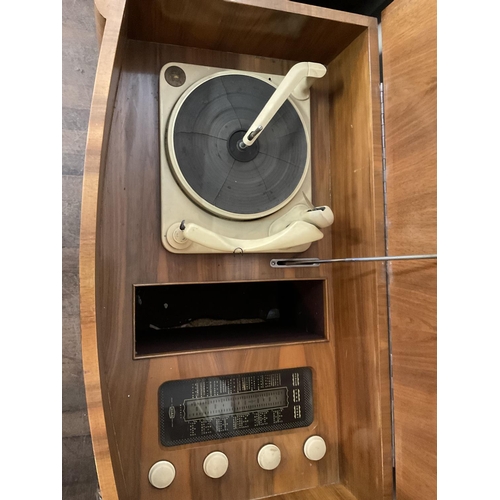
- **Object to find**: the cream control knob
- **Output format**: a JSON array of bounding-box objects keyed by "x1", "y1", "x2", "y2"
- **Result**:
[
  {"x1": 203, "y1": 451, "x2": 229, "y2": 478},
  {"x1": 257, "y1": 444, "x2": 281, "y2": 470},
  {"x1": 304, "y1": 435, "x2": 327, "y2": 461},
  {"x1": 148, "y1": 461, "x2": 176, "y2": 488}
]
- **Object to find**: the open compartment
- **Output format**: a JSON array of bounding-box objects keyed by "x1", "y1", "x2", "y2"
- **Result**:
[{"x1": 134, "y1": 279, "x2": 327, "y2": 357}]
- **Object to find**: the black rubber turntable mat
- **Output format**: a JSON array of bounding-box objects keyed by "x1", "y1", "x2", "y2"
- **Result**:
[{"x1": 171, "y1": 74, "x2": 308, "y2": 216}]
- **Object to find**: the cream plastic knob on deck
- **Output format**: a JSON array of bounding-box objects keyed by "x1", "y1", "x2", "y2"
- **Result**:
[
  {"x1": 203, "y1": 451, "x2": 229, "y2": 478},
  {"x1": 303, "y1": 435, "x2": 327, "y2": 461},
  {"x1": 148, "y1": 461, "x2": 176, "y2": 488},
  {"x1": 257, "y1": 444, "x2": 281, "y2": 470}
]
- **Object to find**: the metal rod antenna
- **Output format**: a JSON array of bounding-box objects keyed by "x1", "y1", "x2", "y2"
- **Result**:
[{"x1": 270, "y1": 254, "x2": 437, "y2": 268}]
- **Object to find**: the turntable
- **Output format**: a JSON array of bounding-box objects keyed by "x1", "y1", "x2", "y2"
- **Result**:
[{"x1": 159, "y1": 61, "x2": 334, "y2": 254}]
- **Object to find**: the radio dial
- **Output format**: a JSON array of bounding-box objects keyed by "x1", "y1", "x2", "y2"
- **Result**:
[
  {"x1": 303, "y1": 435, "x2": 327, "y2": 461},
  {"x1": 203, "y1": 451, "x2": 229, "y2": 478},
  {"x1": 148, "y1": 461, "x2": 176, "y2": 488},
  {"x1": 257, "y1": 444, "x2": 281, "y2": 470}
]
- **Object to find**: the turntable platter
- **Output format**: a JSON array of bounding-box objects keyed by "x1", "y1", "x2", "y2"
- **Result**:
[{"x1": 167, "y1": 74, "x2": 308, "y2": 220}]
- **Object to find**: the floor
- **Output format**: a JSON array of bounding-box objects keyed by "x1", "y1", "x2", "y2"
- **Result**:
[{"x1": 62, "y1": 0, "x2": 100, "y2": 498}]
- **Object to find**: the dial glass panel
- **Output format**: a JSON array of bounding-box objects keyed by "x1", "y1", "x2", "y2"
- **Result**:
[{"x1": 159, "y1": 367, "x2": 313, "y2": 446}]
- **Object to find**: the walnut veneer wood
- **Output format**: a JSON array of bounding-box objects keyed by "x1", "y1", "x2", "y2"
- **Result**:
[
  {"x1": 97, "y1": 38, "x2": 339, "y2": 500},
  {"x1": 382, "y1": 0, "x2": 437, "y2": 498},
  {"x1": 328, "y1": 28, "x2": 392, "y2": 500},
  {"x1": 276, "y1": 483, "x2": 359, "y2": 500},
  {"x1": 79, "y1": 1, "x2": 126, "y2": 499},
  {"x1": 80, "y1": 1, "x2": 392, "y2": 499},
  {"x1": 126, "y1": 0, "x2": 369, "y2": 63}
]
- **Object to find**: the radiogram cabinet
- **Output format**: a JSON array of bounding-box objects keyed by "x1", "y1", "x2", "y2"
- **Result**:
[{"x1": 79, "y1": 0, "x2": 436, "y2": 499}]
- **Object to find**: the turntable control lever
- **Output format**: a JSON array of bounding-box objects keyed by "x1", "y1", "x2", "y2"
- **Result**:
[
  {"x1": 301, "y1": 206, "x2": 333, "y2": 228},
  {"x1": 240, "y1": 62, "x2": 327, "y2": 148}
]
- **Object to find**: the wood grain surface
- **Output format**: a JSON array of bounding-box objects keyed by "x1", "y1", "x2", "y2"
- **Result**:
[
  {"x1": 328, "y1": 27, "x2": 392, "y2": 500},
  {"x1": 275, "y1": 483, "x2": 359, "y2": 500},
  {"x1": 79, "y1": 2, "x2": 392, "y2": 499},
  {"x1": 79, "y1": 1, "x2": 126, "y2": 499},
  {"x1": 96, "y1": 40, "x2": 340, "y2": 500},
  {"x1": 126, "y1": 0, "x2": 370, "y2": 63},
  {"x1": 382, "y1": 0, "x2": 437, "y2": 498}
]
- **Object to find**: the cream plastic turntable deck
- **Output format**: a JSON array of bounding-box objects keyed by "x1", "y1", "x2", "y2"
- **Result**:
[{"x1": 159, "y1": 62, "x2": 326, "y2": 254}]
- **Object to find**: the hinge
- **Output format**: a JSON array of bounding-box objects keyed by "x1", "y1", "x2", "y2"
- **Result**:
[
  {"x1": 380, "y1": 82, "x2": 388, "y2": 219},
  {"x1": 390, "y1": 352, "x2": 395, "y2": 469},
  {"x1": 380, "y1": 82, "x2": 387, "y2": 166},
  {"x1": 380, "y1": 81, "x2": 396, "y2": 474}
]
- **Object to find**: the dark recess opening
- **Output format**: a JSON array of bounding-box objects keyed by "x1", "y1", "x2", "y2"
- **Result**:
[
  {"x1": 134, "y1": 279, "x2": 326, "y2": 357},
  {"x1": 289, "y1": 0, "x2": 393, "y2": 17}
]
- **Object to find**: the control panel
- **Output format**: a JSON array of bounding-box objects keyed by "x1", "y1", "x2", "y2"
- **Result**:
[
  {"x1": 158, "y1": 367, "x2": 313, "y2": 447},
  {"x1": 148, "y1": 435, "x2": 327, "y2": 488}
]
